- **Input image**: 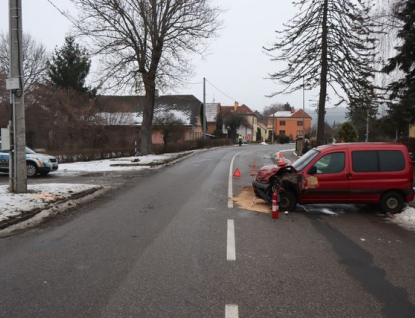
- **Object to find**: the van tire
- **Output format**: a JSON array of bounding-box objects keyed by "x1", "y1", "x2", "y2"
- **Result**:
[
  {"x1": 26, "y1": 162, "x2": 37, "y2": 177},
  {"x1": 380, "y1": 191, "x2": 404, "y2": 214},
  {"x1": 279, "y1": 191, "x2": 297, "y2": 212}
]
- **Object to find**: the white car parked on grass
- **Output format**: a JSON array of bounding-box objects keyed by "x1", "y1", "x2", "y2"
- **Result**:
[{"x1": 0, "y1": 142, "x2": 59, "y2": 177}]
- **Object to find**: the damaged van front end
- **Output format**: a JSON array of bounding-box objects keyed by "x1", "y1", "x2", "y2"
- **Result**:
[{"x1": 252, "y1": 164, "x2": 304, "y2": 211}]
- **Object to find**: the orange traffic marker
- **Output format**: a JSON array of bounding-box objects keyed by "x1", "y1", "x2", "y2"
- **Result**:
[
  {"x1": 233, "y1": 168, "x2": 242, "y2": 178},
  {"x1": 277, "y1": 152, "x2": 286, "y2": 166}
]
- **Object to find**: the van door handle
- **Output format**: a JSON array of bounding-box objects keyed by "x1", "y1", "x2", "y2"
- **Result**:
[{"x1": 346, "y1": 172, "x2": 351, "y2": 179}]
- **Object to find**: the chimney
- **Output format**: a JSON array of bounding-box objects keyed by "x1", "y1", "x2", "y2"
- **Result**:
[
  {"x1": 291, "y1": 107, "x2": 295, "y2": 113},
  {"x1": 234, "y1": 101, "x2": 239, "y2": 111}
]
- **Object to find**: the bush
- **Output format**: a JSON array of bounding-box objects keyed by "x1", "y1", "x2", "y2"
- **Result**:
[{"x1": 277, "y1": 135, "x2": 290, "y2": 144}]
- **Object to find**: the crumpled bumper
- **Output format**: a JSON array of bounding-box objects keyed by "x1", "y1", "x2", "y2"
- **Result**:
[{"x1": 252, "y1": 180, "x2": 271, "y2": 204}]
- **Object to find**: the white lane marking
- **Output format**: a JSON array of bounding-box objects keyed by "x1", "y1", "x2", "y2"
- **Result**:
[
  {"x1": 228, "y1": 152, "x2": 242, "y2": 209},
  {"x1": 227, "y1": 219, "x2": 236, "y2": 261},
  {"x1": 225, "y1": 304, "x2": 239, "y2": 318}
]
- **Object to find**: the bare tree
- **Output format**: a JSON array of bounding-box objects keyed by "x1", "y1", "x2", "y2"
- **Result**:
[
  {"x1": 153, "y1": 111, "x2": 186, "y2": 149},
  {"x1": 70, "y1": 0, "x2": 221, "y2": 154},
  {"x1": 0, "y1": 32, "x2": 49, "y2": 92},
  {"x1": 263, "y1": 103, "x2": 291, "y2": 117},
  {"x1": 265, "y1": 0, "x2": 378, "y2": 145},
  {"x1": 0, "y1": 69, "x2": 9, "y2": 127}
]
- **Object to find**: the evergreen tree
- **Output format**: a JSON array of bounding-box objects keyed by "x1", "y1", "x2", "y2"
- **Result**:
[
  {"x1": 48, "y1": 36, "x2": 91, "y2": 93},
  {"x1": 223, "y1": 112, "x2": 248, "y2": 140},
  {"x1": 265, "y1": 0, "x2": 378, "y2": 145},
  {"x1": 337, "y1": 122, "x2": 359, "y2": 142},
  {"x1": 382, "y1": 0, "x2": 415, "y2": 130}
]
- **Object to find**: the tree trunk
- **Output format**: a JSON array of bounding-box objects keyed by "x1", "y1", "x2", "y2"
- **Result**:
[
  {"x1": 141, "y1": 73, "x2": 156, "y2": 155},
  {"x1": 317, "y1": 0, "x2": 329, "y2": 146}
]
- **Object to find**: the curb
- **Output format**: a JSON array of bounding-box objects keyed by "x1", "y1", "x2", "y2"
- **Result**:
[{"x1": 109, "y1": 151, "x2": 195, "y2": 167}]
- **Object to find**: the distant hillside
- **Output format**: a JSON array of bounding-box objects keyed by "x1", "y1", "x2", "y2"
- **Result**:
[{"x1": 306, "y1": 107, "x2": 348, "y2": 126}]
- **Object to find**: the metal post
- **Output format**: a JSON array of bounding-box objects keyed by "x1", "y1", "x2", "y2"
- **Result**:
[
  {"x1": 302, "y1": 76, "x2": 305, "y2": 137},
  {"x1": 272, "y1": 112, "x2": 275, "y2": 143},
  {"x1": 9, "y1": 0, "x2": 27, "y2": 193},
  {"x1": 203, "y1": 77, "x2": 206, "y2": 138},
  {"x1": 365, "y1": 109, "x2": 369, "y2": 142}
]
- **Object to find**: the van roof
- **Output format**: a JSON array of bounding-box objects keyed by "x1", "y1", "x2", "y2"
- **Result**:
[{"x1": 316, "y1": 142, "x2": 407, "y2": 151}]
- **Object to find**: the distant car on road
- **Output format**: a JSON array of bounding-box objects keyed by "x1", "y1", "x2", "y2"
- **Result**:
[{"x1": 0, "y1": 142, "x2": 59, "y2": 177}]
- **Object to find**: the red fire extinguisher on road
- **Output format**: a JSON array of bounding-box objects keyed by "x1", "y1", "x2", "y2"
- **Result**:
[{"x1": 272, "y1": 191, "x2": 279, "y2": 219}]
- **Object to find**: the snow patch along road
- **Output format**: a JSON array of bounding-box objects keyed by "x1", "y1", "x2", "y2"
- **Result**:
[{"x1": 0, "y1": 183, "x2": 103, "y2": 233}]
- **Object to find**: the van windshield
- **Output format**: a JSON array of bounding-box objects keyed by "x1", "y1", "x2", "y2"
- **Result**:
[{"x1": 292, "y1": 148, "x2": 320, "y2": 171}]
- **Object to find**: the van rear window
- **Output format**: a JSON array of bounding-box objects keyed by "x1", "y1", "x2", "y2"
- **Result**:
[
  {"x1": 379, "y1": 150, "x2": 405, "y2": 171},
  {"x1": 352, "y1": 150, "x2": 405, "y2": 172}
]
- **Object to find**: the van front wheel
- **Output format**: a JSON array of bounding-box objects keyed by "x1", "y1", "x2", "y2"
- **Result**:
[
  {"x1": 380, "y1": 191, "x2": 404, "y2": 214},
  {"x1": 279, "y1": 191, "x2": 297, "y2": 212}
]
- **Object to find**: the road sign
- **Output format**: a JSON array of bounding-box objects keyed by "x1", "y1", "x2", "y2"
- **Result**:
[{"x1": 233, "y1": 168, "x2": 241, "y2": 178}]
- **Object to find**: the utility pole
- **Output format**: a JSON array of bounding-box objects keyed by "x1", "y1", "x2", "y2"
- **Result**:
[
  {"x1": 8, "y1": 0, "x2": 27, "y2": 193},
  {"x1": 365, "y1": 108, "x2": 369, "y2": 142},
  {"x1": 272, "y1": 112, "x2": 275, "y2": 144},
  {"x1": 202, "y1": 77, "x2": 206, "y2": 138},
  {"x1": 302, "y1": 76, "x2": 305, "y2": 137}
]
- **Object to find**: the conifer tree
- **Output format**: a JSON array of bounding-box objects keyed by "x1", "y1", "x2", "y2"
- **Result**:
[
  {"x1": 48, "y1": 36, "x2": 91, "y2": 94},
  {"x1": 382, "y1": 0, "x2": 415, "y2": 130},
  {"x1": 265, "y1": 0, "x2": 378, "y2": 145}
]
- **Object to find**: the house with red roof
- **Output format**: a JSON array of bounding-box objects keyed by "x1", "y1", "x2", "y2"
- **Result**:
[
  {"x1": 267, "y1": 108, "x2": 312, "y2": 141},
  {"x1": 221, "y1": 102, "x2": 259, "y2": 142}
]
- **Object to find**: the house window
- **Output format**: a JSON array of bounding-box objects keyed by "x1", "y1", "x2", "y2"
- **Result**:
[
  {"x1": 279, "y1": 130, "x2": 285, "y2": 135},
  {"x1": 280, "y1": 120, "x2": 286, "y2": 126},
  {"x1": 297, "y1": 121, "x2": 303, "y2": 126},
  {"x1": 297, "y1": 130, "x2": 303, "y2": 136}
]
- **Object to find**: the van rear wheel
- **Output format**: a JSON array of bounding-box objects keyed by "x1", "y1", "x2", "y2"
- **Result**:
[{"x1": 380, "y1": 191, "x2": 404, "y2": 214}]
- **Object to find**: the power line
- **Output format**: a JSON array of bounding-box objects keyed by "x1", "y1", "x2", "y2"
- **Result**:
[
  {"x1": 46, "y1": 0, "x2": 101, "y2": 51},
  {"x1": 46, "y1": 0, "x2": 81, "y2": 31},
  {"x1": 205, "y1": 79, "x2": 237, "y2": 103}
]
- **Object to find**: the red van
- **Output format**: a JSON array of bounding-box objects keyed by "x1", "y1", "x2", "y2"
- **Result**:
[{"x1": 253, "y1": 143, "x2": 415, "y2": 214}]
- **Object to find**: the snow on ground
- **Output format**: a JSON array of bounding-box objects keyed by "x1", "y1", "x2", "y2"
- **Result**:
[
  {"x1": 0, "y1": 183, "x2": 99, "y2": 223},
  {"x1": 56, "y1": 153, "x2": 186, "y2": 173},
  {"x1": 390, "y1": 206, "x2": 415, "y2": 232}
]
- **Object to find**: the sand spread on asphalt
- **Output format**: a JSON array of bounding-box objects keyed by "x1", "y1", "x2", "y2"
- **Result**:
[{"x1": 232, "y1": 186, "x2": 270, "y2": 213}]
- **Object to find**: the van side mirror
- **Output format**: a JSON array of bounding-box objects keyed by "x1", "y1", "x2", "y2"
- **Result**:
[{"x1": 308, "y1": 166, "x2": 317, "y2": 175}]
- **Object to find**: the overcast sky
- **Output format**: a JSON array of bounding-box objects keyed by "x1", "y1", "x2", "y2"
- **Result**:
[{"x1": 0, "y1": 0, "x2": 326, "y2": 113}]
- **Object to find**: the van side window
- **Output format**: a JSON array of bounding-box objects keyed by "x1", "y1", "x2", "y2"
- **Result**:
[
  {"x1": 314, "y1": 152, "x2": 345, "y2": 174},
  {"x1": 352, "y1": 151, "x2": 378, "y2": 172},
  {"x1": 352, "y1": 150, "x2": 405, "y2": 172},
  {"x1": 379, "y1": 150, "x2": 405, "y2": 171}
]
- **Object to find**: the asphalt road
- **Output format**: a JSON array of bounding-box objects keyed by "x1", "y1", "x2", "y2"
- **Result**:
[{"x1": 1, "y1": 144, "x2": 415, "y2": 318}]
